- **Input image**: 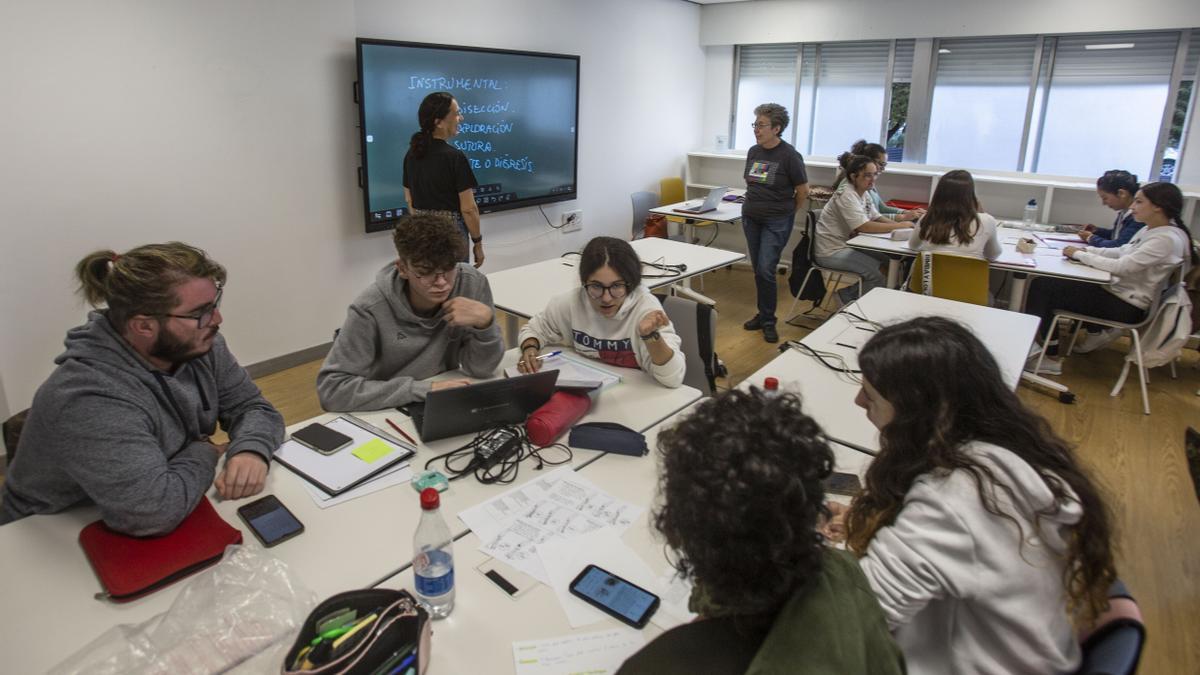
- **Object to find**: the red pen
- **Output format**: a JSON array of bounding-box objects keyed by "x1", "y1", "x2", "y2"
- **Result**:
[{"x1": 386, "y1": 418, "x2": 417, "y2": 445}]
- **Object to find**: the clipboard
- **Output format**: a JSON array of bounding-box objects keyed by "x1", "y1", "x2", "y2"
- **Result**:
[{"x1": 274, "y1": 416, "x2": 416, "y2": 496}]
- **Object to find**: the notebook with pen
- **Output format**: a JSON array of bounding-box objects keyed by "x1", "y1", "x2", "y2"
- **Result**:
[
  {"x1": 79, "y1": 495, "x2": 241, "y2": 602},
  {"x1": 274, "y1": 416, "x2": 416, "y2": 497}
]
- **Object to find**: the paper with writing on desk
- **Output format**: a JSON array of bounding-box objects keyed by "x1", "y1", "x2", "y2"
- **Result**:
[
  {"x1": 459, "y1": 468, "x2": 644, "y2": 584},
  {"x1": 512, "y1": 629, "x2": 644, "y2": 675},
  {"x1": 538, "y1": 527, "x2": 658, "y2": 628}
]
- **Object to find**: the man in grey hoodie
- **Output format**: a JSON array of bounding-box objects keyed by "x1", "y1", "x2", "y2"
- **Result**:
[
  {"x1": 0, "y1": 243, "x2": 284, "y2": 536},
  {"x1": 318, "y1": 213, "x2": 504, "y2": 411}
]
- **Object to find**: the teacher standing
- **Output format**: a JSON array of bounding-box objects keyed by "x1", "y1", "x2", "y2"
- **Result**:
[
  {"x1": 741, "y1": 103, "x2": 809, "y2": 344},
  {"x1": 404, "y1": 92, "x2": 485, "y2": 267}
]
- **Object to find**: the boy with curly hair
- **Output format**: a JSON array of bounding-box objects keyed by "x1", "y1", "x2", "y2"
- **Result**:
[{"x1": 317, "y1": 213, "x2": 503, "y2": 411}]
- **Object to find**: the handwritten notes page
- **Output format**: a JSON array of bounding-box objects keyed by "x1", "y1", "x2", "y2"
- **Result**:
[
  {"x1": 458, "y1": 468, "x2": 643, "y2": 584},
  {"x1": 512, "y1": 629, "x2": 644, "y2": 675}
]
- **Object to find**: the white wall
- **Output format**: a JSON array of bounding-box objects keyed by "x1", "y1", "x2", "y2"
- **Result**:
[
  {"x1": 0, "y1": 0, "x2": 705, "y2": 419},
  {"x1": 699, "y1": 0, "x2": 1200, "y2": 46}
]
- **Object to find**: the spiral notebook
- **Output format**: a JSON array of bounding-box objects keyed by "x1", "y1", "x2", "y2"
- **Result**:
[{"x1": 274, "y1": 415, "x2": 416, "y2": 496}]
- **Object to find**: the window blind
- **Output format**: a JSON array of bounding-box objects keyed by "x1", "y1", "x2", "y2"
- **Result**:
[
  {"x1": 1051, "y1": 31, "x2": 1179, "y2": 85},
  {"x1": 935, "y1": 36, "x2": 1037, "y2": 87},
  {"x1": 818, "y1": 41, "x2": 890, "y2": 86},
  {"x1": 737, "y1": 44, "x2": 800, "y2": 79},
  {"x1": 893, "y1": 39, "x2": 915, "y2": 83}
]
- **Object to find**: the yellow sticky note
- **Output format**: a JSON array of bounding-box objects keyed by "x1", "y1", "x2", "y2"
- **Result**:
[{"x1": 352, "y1": 439, "x2": 392, "y2": 464}]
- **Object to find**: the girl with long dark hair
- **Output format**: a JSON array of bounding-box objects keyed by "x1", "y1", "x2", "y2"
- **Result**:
[
  {"x1": 1078, "y1": 169, "x2": 1144, "y2": 248},
  {"x1": 403, "y1": 92, "x2": 485, "y2": 267},
  {"x1": 833, "y1": 316, "x2": 1117, "y2": 674},
  {"x1": 908, "y1": 169, "x2": 1001, "y2": 260},
  {"x1": 833, "y1": 140, "x2": 923, "y2": 222}
]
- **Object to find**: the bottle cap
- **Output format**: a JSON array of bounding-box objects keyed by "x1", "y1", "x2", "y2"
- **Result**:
[
  {"x1": 420, "y1": 487, "x2": 441, "y2": 510},
  {"x1": 764, "y1": 377, "x2": 779, "y2": 391}
]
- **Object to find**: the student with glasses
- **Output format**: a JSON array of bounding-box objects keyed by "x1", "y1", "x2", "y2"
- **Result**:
[
  {"x1": 317, "y1": 213, "x2": 504, "y2": 411},
  {"x1": 0, "y1": 242, "x2": 285, "y2": 535},
  {"x1": 833, "y1": 140, "x2": 923, "y2": 223},
  {"x1": 815, "y1": 155, "x2": 910, "y2": 306},
  {"x1": 516, "y1": 237, "x2": 684, "y2": 387},
  {"x1": 740, "y1": 102, "x2": 809, "y2": 344}
]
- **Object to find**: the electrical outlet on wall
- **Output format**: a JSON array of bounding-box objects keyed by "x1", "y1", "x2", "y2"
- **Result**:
[{"x1": 561, "y1": 210, "x2": 583, "y2": 233}]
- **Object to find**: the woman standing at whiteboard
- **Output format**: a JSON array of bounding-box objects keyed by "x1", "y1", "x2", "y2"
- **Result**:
[{"x1": 404, "y1": 92, "x2": 485, "y2": 267}]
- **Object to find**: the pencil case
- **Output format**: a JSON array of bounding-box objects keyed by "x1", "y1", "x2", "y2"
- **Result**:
[
  {"x1": 282, "y1": 588, "x2": 431, "y2": 674},
  {"x1": 568, "y1": 422, "x2": 648, "y2": 457}
]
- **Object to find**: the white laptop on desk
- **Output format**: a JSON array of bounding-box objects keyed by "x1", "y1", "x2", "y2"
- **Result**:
[{"x1": 673, "y1": 187, "x2": 728, "y2": 215}]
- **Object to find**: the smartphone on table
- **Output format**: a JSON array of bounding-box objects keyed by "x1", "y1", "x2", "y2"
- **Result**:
[
  {"x1": 291, "y1": 422, "x2": 353, "y2": 455},
  {"x1": 237, "y1": 495, "x2": 304, "y2": 547},
  {"x1": 569, "y1": 564, "x2": 660, "y2": 628},
  {"x1": 824, "y1": 471, "x2": 863, "y2": 496}
]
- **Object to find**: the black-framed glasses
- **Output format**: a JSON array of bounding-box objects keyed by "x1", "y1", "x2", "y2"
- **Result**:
[
  {"x1": 583, "y1": 281, "x2": 628, "y2": 300},
  {"x1": 751, "y1": 122, "x2": 772, "y2": 129},
  {"x1": 163, "y1": 286, "x2": 223, "y2": 329},
  {"x1": 413, "y1": 267, "x2": 458, "y2": 284}
]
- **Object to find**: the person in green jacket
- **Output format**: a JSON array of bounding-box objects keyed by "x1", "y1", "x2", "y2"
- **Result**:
[{"x1": 616, "y1": 389, "x2": 905, "y2": 675}]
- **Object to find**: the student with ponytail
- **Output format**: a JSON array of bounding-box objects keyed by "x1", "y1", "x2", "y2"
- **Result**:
[
  {"x1": 0, "y1": 243, "x2": 284, "y2": 535},
  {"x1": 833, "y1": 140, "x2": 922, "y2": 223},
  {"x1": 403, "y1": 91, "x2": 484, "y2": 267}
]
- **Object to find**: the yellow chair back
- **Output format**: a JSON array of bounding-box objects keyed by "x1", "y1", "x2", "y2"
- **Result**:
[
  {"x1": 909, "y1": 252, "x2": 990, "y2": 306},
  {"x1": 659, "y1": 177, "x2": 685, "y2": 206}
]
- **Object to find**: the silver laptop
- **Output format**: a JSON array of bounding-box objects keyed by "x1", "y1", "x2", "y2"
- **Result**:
[{"x1": 673, "y1": 187, "x2": 728, "y2": 215}]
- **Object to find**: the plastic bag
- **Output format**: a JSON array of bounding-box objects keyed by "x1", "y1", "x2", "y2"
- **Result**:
[{"x1": 50, "y1": 544, "x2": 317, "y2": 675}]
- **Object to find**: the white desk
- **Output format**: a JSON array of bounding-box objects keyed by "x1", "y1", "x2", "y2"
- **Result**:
[
  {"x1": 846, "y1": 225, "x2": 1111, "y2": 311},
  {"x1": 0, "y1": 351, "x2": 699, "y2": 674},
  {"x1": 648, "y1": 199, "x2": 743, "y2": 225},
  {"x1": 487, "y1": 238, "x2": 744, "y2": 343},
  {"x1": 741, "y1": 288, "x2": 1039, "y2": 453},
  {"x1": 377, "y1": 398, "x2": 874, "y2": 674}
]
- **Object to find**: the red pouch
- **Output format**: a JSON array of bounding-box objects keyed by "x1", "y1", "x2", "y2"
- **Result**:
[
  {"x1": 79, "y1": 496, "x2": 242, "y2": 602},
  {"x1": 525, "y1": 391, "x2": 592, "y2": 446}
]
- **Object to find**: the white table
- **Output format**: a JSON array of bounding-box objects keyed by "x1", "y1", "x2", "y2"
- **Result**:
[
  {"x1": 741, "y1": 288, "x2": 1039, "y2": 454},
  {"x1": 846, "y1": 225, "x2": 1111, "y2": 311},
  {"x1": 376, "y1": 398, "x2": 874, "y2": 674},
  {"x1": 487, "y1": 238, "x2": 744, "y2": 343},
  {"x1": 0, "y1": 351, "x2": 699, "y2": 674}
]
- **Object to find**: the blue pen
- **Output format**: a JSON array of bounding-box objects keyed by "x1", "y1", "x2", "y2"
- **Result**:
[
  {"x1": 386, "y1": 653, "x2": 416, "y2": 675},
  {"x1": 535, "y1": 350, "x2": 562, "y2": 360}
]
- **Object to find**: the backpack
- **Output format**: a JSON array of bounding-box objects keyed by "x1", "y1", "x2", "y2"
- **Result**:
[{"x1": 1134, "y1": 280, "x2": 1193, "y2": 368}]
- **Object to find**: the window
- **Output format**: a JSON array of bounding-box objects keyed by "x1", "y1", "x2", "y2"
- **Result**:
[
  {"x1": 1162, "y1": 30, "x2": 1200, "y2": 182},
  {"x1": 1034, "y1": 32, "x2": 1180, "y2": 180},
  {"x1": 886, "y1": 40, "x2": 915, "y2": 161},
  {"x1": 732, "y1": 44, "x2": 799, "y2": 150},
  {"x1": 927, "y1": 37, "x2": 1038, "y2": 171},
  {"x1": 809, "y1": 41, "x2": 890, "y2": 156}
]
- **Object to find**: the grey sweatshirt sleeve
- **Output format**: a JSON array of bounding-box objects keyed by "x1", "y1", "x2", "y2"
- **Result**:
[
  {"x1": 456, "y1": 279, "x2": 505, "y2": 378},
  {"x1": 317, "y1": 304, "x2": 432, "y2": 412},
  {"x1": 60, "y1": 395, "x2": 221, "y2": 536},
  {"x1": 212, "y1": 340, "x2": 284, "y2": 463}
]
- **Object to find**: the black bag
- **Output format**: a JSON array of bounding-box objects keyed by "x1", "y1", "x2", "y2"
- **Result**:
[
  {"x1": 282, "y1": 588, "x2": 430, "y2": 675},
  {"x1": 788, "y1": 211, "x2": 827, "y2": 302}
]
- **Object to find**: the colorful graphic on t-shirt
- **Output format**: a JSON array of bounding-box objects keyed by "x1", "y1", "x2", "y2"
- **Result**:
[
  {"x1": 747, "y1": 161, "x2": 777, "y2": 185},
  {"x1": 572, "y1": 330, "x2": 639, "y2": 369}
]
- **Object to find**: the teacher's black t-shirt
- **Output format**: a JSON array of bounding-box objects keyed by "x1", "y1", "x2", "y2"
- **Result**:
[
  {"x1": 742, "y1": 140, "x2": 808, "y2": 220},
  {"x1": 403, "y1": 139, "x2": 479, "y2": 213}
]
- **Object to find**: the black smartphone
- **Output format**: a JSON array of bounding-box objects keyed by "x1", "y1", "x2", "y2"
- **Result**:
[
  {"x1": 825, "y1": 471, "x2": 863, "y2": 496},
  {"x1": 569, "y1": 564, "x2": 660, "y2": 629},
  {"x1": 291, "y1": 422, "x2": 353, "y2": 455},
  {"x1": 237, "y1": 495, "x2": 304, "y2": 547}
]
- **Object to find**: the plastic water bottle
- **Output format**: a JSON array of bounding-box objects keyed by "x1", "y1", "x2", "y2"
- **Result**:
[
  {"x1": 1023, "y1": 199, "x2": 1038, "y2": 227},
  {"x1": 763, "y1": 377, "x2": 780, "y2": 397},
  {"x1": 413, "y1": 487, "x2": 455, "y2": 618}
]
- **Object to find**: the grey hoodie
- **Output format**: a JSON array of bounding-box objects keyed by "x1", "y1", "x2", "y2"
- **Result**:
[
  {"x1": 0, "y1": 312, "x2": 284, "y2": 536},
  {"x1": 316, "y1": 262, "x2": 504, "y2": 411}
]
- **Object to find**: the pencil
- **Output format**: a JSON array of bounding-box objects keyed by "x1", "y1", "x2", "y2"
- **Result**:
[{"x1": 386, "y1": 418, "x2": 417, "y2": 445}]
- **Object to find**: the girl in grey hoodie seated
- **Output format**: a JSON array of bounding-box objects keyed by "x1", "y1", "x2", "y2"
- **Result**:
[{"x1": 826, "y1": 317, "x2": 1117, "y2": 675}]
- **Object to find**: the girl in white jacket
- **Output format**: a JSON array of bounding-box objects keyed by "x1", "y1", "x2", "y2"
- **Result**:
[
  {"x1": 1023, "y1": 182, "x2": 1191, "y2": 370},
  {"x1": 829, "y1": 317, "x2": 1117, "y2": 675},
  {"x1": 907, "y1": 170, "x2": 1001, "y2": 261},
  {"x1": 516, "y1": 237, "x2": 685, "y2": 388}
]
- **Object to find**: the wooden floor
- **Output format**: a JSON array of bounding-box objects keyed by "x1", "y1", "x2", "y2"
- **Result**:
[{"x1": 247, "y1": 267, "x2": 1198, "y2": 673}]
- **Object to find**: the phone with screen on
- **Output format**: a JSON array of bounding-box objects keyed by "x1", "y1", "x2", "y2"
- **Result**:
[
  {"x1": 569, "y1": 564, "x2": 660, "y2": 628},
  {"x1": 237, "y1": 495, "x2": 304, "y2": 547}
]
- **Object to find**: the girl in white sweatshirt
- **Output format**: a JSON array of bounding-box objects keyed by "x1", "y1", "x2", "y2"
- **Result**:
[
  {"x1": 828, "y1": 317, "x2": 1117, "y2": 675},
  {"x1": 516, "y1": 237, "x2": 685, "y2": 388},
  {"x1": 907, "y1": 170, "x2": 1001, "y2": 261},
  {"x1": 1023, "y1": 182, "x2": 1191, "y2": 370}
]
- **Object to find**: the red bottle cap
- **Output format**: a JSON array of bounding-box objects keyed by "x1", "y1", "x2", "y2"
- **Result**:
[
  {"x1": 420, "y1": 487, "x2": 441, "y2": 510},
  {"x1": 764, "y1": 377, "x2": 779, "y2": 391}
]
